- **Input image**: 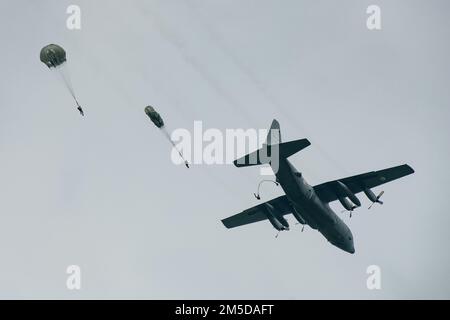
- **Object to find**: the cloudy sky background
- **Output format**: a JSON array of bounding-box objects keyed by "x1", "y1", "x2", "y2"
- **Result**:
[{"x1": 0, "y1": 0, "x2": 449, "y2": 298}]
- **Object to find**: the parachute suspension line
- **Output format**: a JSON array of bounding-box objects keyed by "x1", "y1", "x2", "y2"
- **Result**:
[
  {"x1": 57, "y1": 66, "x2": 74, "y2": 96},
  {"x1": 55, "y1": 66, "x2": 84, "y2": 116},
  {"x1": 54, "y1": 65, "x2": 79, "y2": 106},
  {"x1": 161, "y1": 126, "x2": 190, "y2": 168},
  {"x1": 254, "y1": 179, "x2": 279, "y2": 200}
]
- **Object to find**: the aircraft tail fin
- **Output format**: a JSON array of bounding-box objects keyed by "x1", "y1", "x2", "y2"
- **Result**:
[
  {"x1": 266, "y1": 119, "x2": 281, "y2": 145},
  {"x1": 233, "y1": 119, "x2": 311, "y2": 167}
]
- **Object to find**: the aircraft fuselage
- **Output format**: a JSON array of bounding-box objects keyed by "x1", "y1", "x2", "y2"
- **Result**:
[{"x1": 274, "y1": 158, "x2": 355, "y2": 254}]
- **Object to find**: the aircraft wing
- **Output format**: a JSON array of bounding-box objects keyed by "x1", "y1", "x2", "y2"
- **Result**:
[
  {"x1": 313, "y1": 164, "x2": 414, "y2": 203},
  {"x1": 222, "y1": 195, "x2": 291, "y2": 229}
]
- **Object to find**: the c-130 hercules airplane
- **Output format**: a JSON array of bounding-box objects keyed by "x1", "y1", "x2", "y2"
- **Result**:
[{"x1": 222, "y1": 120, "x2": 414, "y2": 254}]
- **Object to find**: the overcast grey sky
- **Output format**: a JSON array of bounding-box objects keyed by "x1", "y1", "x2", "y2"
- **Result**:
[{"x1": 0, "y1": 0, "x2": 449, "y2": 299}]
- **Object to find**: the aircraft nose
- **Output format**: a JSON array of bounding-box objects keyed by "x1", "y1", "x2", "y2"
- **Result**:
[
  {"x1": 347, "y1": 240, "x2": 355, "y2": 254},
  {"x1": 341, "y1": 234, "x2": 355, "y2": 254}
]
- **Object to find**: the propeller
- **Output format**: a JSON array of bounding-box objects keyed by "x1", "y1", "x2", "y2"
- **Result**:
[
  {"x1": 294, "y1": 222, "x2": 306, "y2": 232},
  {"x1": 368, "y1": 191, "x2": 384, "y2": 209},
  {"x1": 341, "y1": 205, "x2": 357, "y2": 218}
]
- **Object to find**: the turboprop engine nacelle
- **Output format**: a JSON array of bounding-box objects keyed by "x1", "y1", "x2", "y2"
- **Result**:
[
  {"x1": 291, "y1": 207, "x2": 306, "y2": 225},
  {"x1": 338, "y1": 196, "x2": 357, "y2": 211},
  {"x1": 264, "y1": 203, "x2": 289, "y2": 231},
  {"x1": 336, "y1": 181, "x2": 361, "y2": 207}
]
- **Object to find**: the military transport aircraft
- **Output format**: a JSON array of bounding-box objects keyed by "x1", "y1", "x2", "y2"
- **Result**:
[{"x1": 222, "y1": 120, "x2": 414, "y2": 254}]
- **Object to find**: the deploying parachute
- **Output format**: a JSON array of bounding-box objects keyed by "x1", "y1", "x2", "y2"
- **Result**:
[
  {"x1": 40, "y1": 44, "x2": 84, "y2": 116},
  {"x1": 145, "y1": 106, "x2": 190, "y2": 168}
]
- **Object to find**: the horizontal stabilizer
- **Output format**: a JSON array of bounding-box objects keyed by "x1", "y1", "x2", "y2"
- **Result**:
[
  {"x1": 278, "y1": 138, "x2": 311, "y2": 159},
  {"x1": 233, "y1": 139, "x2": 311, "y2": 167}
]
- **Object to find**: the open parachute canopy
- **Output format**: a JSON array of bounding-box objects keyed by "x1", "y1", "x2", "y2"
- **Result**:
[
  {"x1": 40, "y1": 44, "x2": 66, "y2": 68},
  {"x1": 39, "y1": 43, "x2": 84, "y2": 116}
]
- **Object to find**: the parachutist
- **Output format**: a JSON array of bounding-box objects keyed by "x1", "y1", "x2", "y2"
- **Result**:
[
  {"x1": 144, "y1": 105, "x2": 190, "y2": 168},
  {"x1": 41, "y1": 44, "x2": 84, "y2": 117}
]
